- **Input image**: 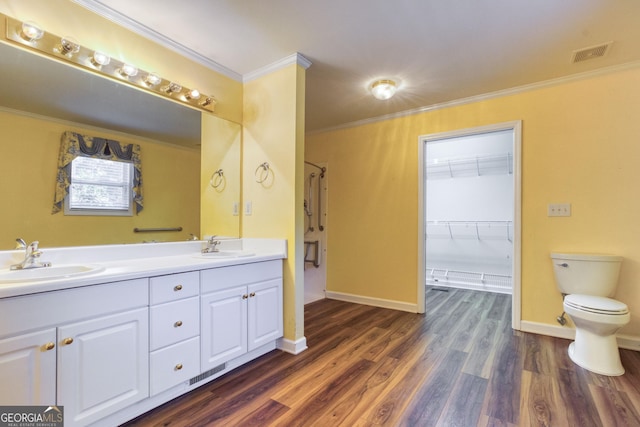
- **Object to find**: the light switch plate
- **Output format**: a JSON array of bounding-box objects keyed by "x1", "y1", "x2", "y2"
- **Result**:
[{"x1": 548, "y1": 203, "x2": 571, "y2": 217}]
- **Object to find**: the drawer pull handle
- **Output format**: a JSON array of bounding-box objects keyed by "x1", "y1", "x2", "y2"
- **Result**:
[
  {"x1": 249, "y1": 292, "x2": 256, "y2": 298},
  {"x1": 242, "y1": 294, "x2": 248, "y2": 299},
  {"x1": 174, "y1": 320, "x2": 183, "y2": 327},
  {"x1": 44, "y1": 342, "x2": 55, "y2": 351},
  {"x1": 62, "y1": 337, "x2": 74, "y2": 345},
  {"x1": 175, "y1": 363, "x2": 183, "y2": 371},
  {"x1": 174, "y1": 284, "x2": 183, "y2": 291}
]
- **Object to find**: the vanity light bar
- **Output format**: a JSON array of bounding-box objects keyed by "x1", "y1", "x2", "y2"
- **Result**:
[{"x1": 4, "y1": 16, "x2": 217, "y2": 113}]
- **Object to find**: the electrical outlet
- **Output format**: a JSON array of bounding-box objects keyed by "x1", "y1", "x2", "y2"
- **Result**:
[
  {"x1": 232, "y1": 202, "x2": 239, "y2": 216},
  {"x1": 245, "y1": 201, "x2": 252, "y2": 216},
  {"x1": 548, "y1": 203, "x2": 571, "y2": 217}
]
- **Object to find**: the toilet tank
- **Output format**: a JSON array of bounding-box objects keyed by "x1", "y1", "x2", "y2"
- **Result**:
[{"x1": 550, "y1": 253, "x2": 622, "y2": 297}]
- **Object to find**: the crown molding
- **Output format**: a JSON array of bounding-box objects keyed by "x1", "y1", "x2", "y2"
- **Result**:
[
  {"x1": 72, "y1": 0, "x2": 243, "y2": 82},
  {"x1": 243, "y1": 53, "x2": 312, "y2": 83},
  {"x1": 308, "y1": 60, "x2": 640, "y2": 135}
]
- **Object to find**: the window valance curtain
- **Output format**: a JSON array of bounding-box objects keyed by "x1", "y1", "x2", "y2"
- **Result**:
[{"x1": 52, "y1": 131, "x2": 143, "y2": 214}]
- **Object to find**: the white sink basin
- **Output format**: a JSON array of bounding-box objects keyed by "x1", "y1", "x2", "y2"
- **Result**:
[
  {"x1": 196, "y1": 250, "x2": 255, "y2": 259},
  {"x1": 0, "y1": 265, "x2": 105, "y2": 284}
]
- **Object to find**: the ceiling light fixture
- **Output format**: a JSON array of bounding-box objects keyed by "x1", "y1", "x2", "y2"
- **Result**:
[
  {"x1": 5, "y1": 16, "x2": 216, "y2": 112},
  {"x1": 370, "y1": 79, "x2": 397, "y2": 100}
]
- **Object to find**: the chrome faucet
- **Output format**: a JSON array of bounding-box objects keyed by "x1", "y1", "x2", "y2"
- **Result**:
[
  {"x1": 202, "y1": 236, "x2": 221, "y2": 253},
  {"x1": 11, "y1": 239, "x2": 52, "y2": 270}
]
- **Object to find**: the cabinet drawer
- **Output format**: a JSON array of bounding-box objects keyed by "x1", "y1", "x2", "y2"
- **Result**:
[
  {"x1": 150, "y1": 271, "x2": 199, "y2": 304},
  {"x1": 150, "y1": 297, "x2": 199, "y2": 351},
  {"x1": 150, "y1": 337, "x2": 200, "y2": 396},
  {"x1": 200, "y1": 260, "x2": 282, "y2": 293}
]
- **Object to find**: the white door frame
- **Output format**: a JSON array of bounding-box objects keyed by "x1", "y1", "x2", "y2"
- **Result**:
[{"x1": 417, "y1": 121, "x2": 522, "y2": 330}]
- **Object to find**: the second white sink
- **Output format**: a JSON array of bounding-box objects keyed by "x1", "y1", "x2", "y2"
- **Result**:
[{"x1": 196, "y1": 250, "x2": 255, "y2": 259}]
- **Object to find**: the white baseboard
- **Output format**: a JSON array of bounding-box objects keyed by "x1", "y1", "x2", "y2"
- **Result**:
[
  {"x1": 520, "y1": 321, "x2": 640, "y2": 351},
  {"x1": 325, "y1": 291, "x2": 418, "y2": 313},
  {"x1": 277, "y1": 336, "x2": 308, "y2": 355}
]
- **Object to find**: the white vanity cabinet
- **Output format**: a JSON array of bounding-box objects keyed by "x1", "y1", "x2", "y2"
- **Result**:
[
  {"x1": 149, "y1": 271, "x2": 200, "y2": 395},
  {"x1": 0, "y1": 278, "x2": 149, "y2": 427},
  {"x1": 0, "y1": 328, "x2": 57, "y2": 405},
  {"x1": 200, "y1": 260, "x2": 283, "y2": 371}
]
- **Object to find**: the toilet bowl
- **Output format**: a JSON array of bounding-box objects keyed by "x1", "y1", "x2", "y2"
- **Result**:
[
  {"x1": 550, "y1": 253, "x2": 630, "y2": 376},
  {"x1": 563, "y1": 294, "x2": 630, "y2": 376}
]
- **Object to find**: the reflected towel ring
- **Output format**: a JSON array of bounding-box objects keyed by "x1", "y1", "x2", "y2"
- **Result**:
[
  {"x1": 210, "y1": 169, "x2": 224, "y2": 188},
  {"x1": 255, "y1": 162, "x2": 271, "y2": 183}
]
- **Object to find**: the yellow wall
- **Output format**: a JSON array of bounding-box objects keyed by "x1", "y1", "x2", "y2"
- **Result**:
[
  {"x1": 242, "y1": 64, "x2": 307, "y2": 342},
  {"x1": 0, "y1": 110, "x2": 200, "y2": 248},
  {"x1": 201, "y1": 115, "x2": 241, "y2": 238},
  {"x1": 306, "y1": 66, "x2": 640, "y2": 338}
]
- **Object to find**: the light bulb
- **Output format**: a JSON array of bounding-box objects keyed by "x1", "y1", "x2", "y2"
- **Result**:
[
  {"x1": 59, "y1": 37, "x2": 80, "y2": 56},
  {"x1": 162, "y1": 82, "x2": 182, "y2": 94},
  {"x1": 92, "y1": 51, "x2": 110, "y2": 67},
  {"x1": 186, "y1": 89, "x2": 201, "y2": 100},
  {"x1": 120, "y1": 63, "x2": 138, "y2": 78},
  {"x1": 20, "y1": 21, "x2": 43, "y2": 42},
  {"x1": 144, "y1": 73, "x2": 162, "y2": 86}
]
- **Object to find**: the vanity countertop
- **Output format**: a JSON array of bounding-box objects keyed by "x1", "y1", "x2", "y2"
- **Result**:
[{"x1": 0, "y1": 238, "x2": 287, "y2": 299}]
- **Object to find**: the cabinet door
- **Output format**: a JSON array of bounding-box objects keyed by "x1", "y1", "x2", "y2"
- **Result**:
[
  {"x1": 248, "y1": 278, "x2": 283, "y2": 351},
  {"x1": 0, "y1": 328, "x2": 56, "y2": 405},
  {"x1": 201, "y1": 286, "x2": 247, "y2": 371},
  {"x1": 57, "y1": 308, "x2": 149, "y2": 427}
]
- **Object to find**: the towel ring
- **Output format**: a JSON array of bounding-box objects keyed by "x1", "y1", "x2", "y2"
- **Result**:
[
  {"x1": 210, "y1": 169, "x2": 224, "y2": 188},
  {"x1": 255, "y1": 162, "x2": 271, "y2": 183}
]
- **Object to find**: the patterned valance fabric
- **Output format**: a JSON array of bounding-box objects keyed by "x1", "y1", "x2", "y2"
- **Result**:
[{"x1": 52, "y1": 131, "x2": 143, "y2": 214}]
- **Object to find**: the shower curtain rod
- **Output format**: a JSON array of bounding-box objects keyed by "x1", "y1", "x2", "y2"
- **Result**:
[{"x1": 304, "y1": 161, "x2": 326, "y2": 176}]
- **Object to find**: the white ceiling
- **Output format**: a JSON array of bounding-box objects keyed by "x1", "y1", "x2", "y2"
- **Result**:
[{"x1": 79, "y1": 0, "x2": 640, "y2": 132}]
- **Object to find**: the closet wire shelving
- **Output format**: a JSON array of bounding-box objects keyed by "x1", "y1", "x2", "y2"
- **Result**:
[
  {"x1": 426, "y1": 152, "x2": 512, "y2": 179},
  {"x1": 425, "y1": 152, "x2": 514, "y2": 294}
]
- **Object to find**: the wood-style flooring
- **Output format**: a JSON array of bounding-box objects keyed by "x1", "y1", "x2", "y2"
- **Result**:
[{"x1": 124, "y1": 287, "x2": 640, "y2": 426}]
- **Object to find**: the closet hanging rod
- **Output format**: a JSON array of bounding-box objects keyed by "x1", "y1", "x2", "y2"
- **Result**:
[{"x1": 426, "y1": 220, "x2": 512, "y2": 225}]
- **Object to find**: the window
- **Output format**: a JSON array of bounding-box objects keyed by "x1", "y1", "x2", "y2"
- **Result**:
[
  {"x1": 64, "y1": 157, "x2": 134, "y2": 216},
  {"x1": 53, "y1": 131, "x2": 143, "y2": 216}
]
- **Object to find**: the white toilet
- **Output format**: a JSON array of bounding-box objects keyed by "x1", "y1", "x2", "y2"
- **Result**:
[{"x1": 550, "y1": 252, "x2": 630, "y2": 376}]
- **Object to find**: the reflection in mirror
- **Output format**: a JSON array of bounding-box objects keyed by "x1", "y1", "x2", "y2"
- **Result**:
[{"x1": 0, "y1": 41, "x2": 240, "y2": 249}]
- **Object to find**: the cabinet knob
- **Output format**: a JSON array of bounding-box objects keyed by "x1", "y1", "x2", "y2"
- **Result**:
[
  {"x1": 242, "y1": 294, "x2": 248, "y2": 299},
  {"x1": 249, "y1": 292, "x2": 256, "y2": 298},
  {"x1": 175, "y1": 363, "x2": 183, "y2": 371},
  {"x1": 44, "y1": 342, "x2": 55, "y2": 351},
  {"x1": 62, "y1": 337, "x2": 74, "y2": 345},
  {"x1": 174, "y1": 320, "x2": 183, "y2": 327},
  {"x1": 174, "y1": 284, "x2": 183, "y2": 291}
]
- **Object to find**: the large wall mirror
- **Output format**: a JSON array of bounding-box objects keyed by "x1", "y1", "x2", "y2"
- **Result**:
[{"x1": 0, "y1": 41, "x2": 240, "y2": 249}]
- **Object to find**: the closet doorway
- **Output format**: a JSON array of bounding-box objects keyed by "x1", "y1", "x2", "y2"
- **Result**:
[{"x1": 417, "y1": 122, "x2": 521, "y2": 329}]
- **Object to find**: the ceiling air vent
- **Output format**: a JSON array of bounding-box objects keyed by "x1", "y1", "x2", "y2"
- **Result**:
[{"x1": 571, "y1": 42, "x2": 613, "y2": 63}]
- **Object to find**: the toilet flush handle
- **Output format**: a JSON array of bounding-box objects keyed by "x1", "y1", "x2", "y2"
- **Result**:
[{"x1": 557, "y1": 263, "x2": 569, "y2": 268}]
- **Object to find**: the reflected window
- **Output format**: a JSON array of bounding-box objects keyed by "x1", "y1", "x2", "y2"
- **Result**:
[
  {"x1": 65, "y1": 157, "x2": 134, "y2": 216},
  {"x1": 53, "y1": 131, "x2": 143, "y2": 216}
]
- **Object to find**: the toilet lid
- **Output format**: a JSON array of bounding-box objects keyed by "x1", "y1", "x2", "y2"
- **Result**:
[{"x1": 565, "y1": 294, "x2": 629, "y2": 315}]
